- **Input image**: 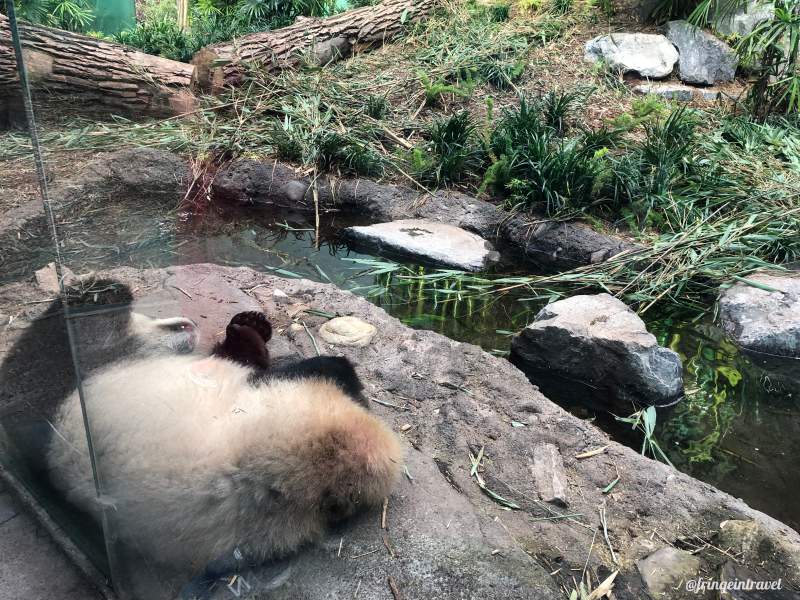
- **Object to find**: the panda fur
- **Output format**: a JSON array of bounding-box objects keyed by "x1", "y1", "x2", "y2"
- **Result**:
[{"x1": 45, "y1": 316, "x2": 403, "y2": 579}]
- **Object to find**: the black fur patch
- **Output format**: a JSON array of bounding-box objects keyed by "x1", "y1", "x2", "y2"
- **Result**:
[
  {"x1": 264, "y1": 356, "x2": 367, "y2": 408},
  {"x1": 212, "y1": 311, "x2": 272, "y2": 370}
]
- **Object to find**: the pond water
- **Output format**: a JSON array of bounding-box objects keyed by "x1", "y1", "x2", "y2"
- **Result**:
[{"x1": 4, "y1": 203, "x2": 799, "y2": 532}]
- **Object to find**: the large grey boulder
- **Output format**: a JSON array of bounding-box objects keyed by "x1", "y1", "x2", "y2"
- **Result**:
[
  {"x1": 510, "y1": 293, "x2": 683, "y2": 411},
  {"x1": 719, "y1": 271, "x2": 800, "y2": 357},
  {"x1": 666, "y1": 20, "x2": 738, "y2": 85},
  {"x1": 344, "y1": 219, "x2": 500, "y2": 271},
  {"x1": 584, "y1": 33, "x2": 678, "y2": 78},
  {"x1": 715, "y1": 1, "x2": 774, "y2": 36}
]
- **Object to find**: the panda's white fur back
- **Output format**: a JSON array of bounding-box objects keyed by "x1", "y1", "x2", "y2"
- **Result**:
[{"x1": 47, "y1": 354, "x2": 402, "y2": 574}]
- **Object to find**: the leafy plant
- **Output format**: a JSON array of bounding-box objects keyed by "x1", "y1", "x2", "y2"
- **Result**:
[
  {"x1": 487, "y1": 1, "x2": 511, "y2": 21},
  {"x1": 274, "y1": 96, "x2": 384, "y2": 176},
  {"x1": 13, "y1": 0, "x2": 94, "y2": 31},
  {"x1": 365, "y1": 94, "x2": 390, "y2": 119},
  {"x1": 603, "y1": 106, "x2": 702, "y2": 225},
  {"x1": 481, "y1": 58, "x2": 526, "y2": 90},
  {"x1": 615, "y1": 406, "x2": 674, "y2": 466},
  {"x1": 115, "y1": 18, "x2": 195, "y2": 61},
  {"x1": 418, "y1": 71, "x2": 475, "y2": 107},
  {"x1": 549, "y1": 0, "x2": 572, "y2": 15},
  {"x1": 541, "y1": 89, "x2": 583, "y2": 134},
  {"x1": 488, "y1": 96, "x2": 606, "y2": 213},
  {"x1": 414, "y1": 111, "x2": 486, "y2": 185}
]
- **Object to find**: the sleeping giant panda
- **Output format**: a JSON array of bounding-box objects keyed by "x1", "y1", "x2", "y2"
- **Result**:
[{"x1": 45, "y1": 310, "x2": 403, "y2": 586}]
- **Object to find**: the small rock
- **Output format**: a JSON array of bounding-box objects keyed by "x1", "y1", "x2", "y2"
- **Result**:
[
  {"x1": 699, "y1": 88, "x2": 723, "y2": 101},
  {"x1": 584, "y1": 33, "x2": 678, "y2": 78},
  {"x1": 633, "y1": 82, "x2": 695, "y2": 101},
  {"x1": 718, "y1": 561, "x2": 793, "y2": 599},
  {"x1": 636, "y1": 546, "x2": 702, "y2": 598},
  {"x1": 318, "y1": 316, "x2": 377, "y2": 347},
  {"x1": 531, "y1": 443, "x2": 569, "y2": 506},
  {"x1": 514, "y1": 401, "x2": 540, "y2": 414},
  {"x1": 0, "y1": 313, "x2": 9, "y2": 326},
  {"x1": 273, "y1": 289, "x2": 291, "y2": 304},
  {"x1": 510, "y1": 294, "x2": 683, "y2": 411},
  {"x1": 281, "y1": 180, "x2": 310, "y2": 203},
  {"x1": 344, "y1": 219, "x2": 500, "y2": 272},
  {"x1": 634, "y1": 82, "x2": 725, "y2": 102},
  {"x1": 718, "y1": 520, "x2": 761, "y2": 557},
  {"x1": 718, "y1": 271, "x2": 800, "y2": 357},
  {"x1": 312, "y1": 36, "x2": 351, "y2": 65},
  {"x1": 715, "y1": 1, "x2": 774, "y2": 37},
  {"x1": 665, "y1": 20, "x2": 737, "y2": 85},
  {"x1": 34, "y1": 262, "x2": 75, "y2": 295},
  {"x1": 628, "y1": 536, "x2": 661, "y2": 561}
]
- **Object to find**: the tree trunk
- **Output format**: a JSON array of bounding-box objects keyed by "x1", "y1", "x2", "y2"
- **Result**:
[
  {"x1": 191, "y1": 0, "x2": 437, "y2": 93},
  {"x1": 0, "y1": 14, "x2": 197, "y2": 117}
]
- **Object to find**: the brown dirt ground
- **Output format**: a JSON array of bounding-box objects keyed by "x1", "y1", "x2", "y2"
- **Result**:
[{"x1": 0, "y1": 150, "x2": 100, "y2": 215}]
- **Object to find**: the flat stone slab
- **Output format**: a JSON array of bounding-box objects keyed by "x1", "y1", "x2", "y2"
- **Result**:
[
  {"x1": 633, "y1": 81, "x2": 724, "y2": 102},
  {"x1": 666, "y1": 20, "x2": 737, "y2": 85},
  {"x1": 344, "y1": 219, "x2": 500, "y2": 271},
  {"x1": 585, "y1": 33, "x2": 678, "y2": 78},
  {"x1": 719, "y1": 271, "x2": 800, "y2": 357},
  {"x1": 531, "y1": 442, "x2": 568, "y2": 506},
  {"x1": 510, "y1": 293, "x2": 683, "y2": 410}
]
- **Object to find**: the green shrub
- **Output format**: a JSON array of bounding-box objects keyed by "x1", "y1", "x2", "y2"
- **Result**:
[
  {"x1": 414, "y1": 111, "x2": 486, "y2": 185},
  {"x1": 418, "y1": 71, "x2": 475, "y2": 107},
  {"x1": 365, "y1": 94, "x2": 390, "y2": 120},
  {"x1": 541, "y1": 89, "x2": 583, "y2": 134},
  {"x1": 480, "y1": 58, "x2": 526, "y2": 90},
  {"x1": 12, "y1": 0, "x2": 95, "y2": 32},
  {"x1": 488, "y1": 97, "x2": 606, "y2": 213},
  {"x1": 115, "y1": 18, "x2": 195, "y2": 61}
]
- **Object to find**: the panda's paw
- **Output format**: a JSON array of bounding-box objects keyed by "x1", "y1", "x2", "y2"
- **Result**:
[
  {"x1": 228, "y1": 311, "x2": 272, "y2": 344},
  {"x1": 213, "y1": 312, "x2": 272, "y2": 370}
]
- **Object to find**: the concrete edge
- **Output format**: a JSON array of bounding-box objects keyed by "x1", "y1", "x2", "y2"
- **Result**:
[{"x1": 0, "y1": 463, "x2": 118, "y2": 600}]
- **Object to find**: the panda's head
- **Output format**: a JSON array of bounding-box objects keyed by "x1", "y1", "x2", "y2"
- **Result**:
[
  {"x1": 272, "y1": 389, "x2": 403, "y2": 529},
  {"x1": 128, "y1": 312, "x2": 199, "y2": 355}
]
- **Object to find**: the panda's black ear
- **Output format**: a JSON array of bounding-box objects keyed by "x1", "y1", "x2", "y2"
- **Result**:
[{"x1": 212, "y1": 312, "x2": 272, "y2": 370}]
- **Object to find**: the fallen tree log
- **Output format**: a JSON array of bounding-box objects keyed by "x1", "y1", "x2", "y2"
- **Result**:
[
  {"x1": 0, "y1": 14, "x2": 196, "y2": 116},
  {"x1": 191, "y1": 0, "x2": 437, "y2": 92}
]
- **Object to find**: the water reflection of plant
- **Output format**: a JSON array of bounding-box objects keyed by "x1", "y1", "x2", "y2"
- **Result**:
[
  {"x1": 344, "y1": 258, "x2": 541, "y2": 348},
  {"x1": 653, "y1": 322, "x2": 745, "y2": 474}
]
